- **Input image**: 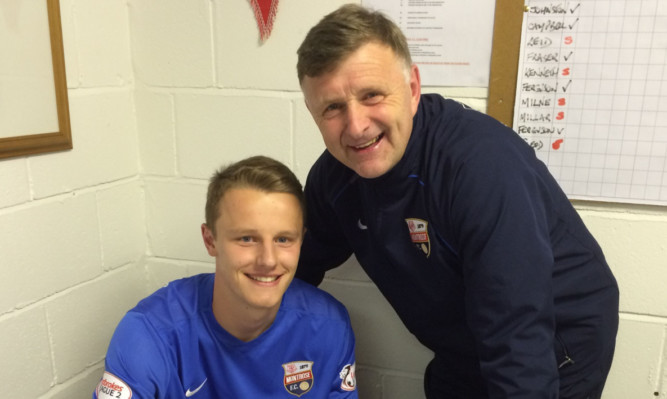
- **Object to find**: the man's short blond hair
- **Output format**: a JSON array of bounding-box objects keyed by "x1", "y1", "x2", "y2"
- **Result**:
[{"x1": 204, "y1": 156, "x2": 304, "y2": 236}]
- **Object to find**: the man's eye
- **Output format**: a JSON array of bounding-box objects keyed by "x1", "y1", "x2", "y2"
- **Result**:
[
  {"x1": 239, "y1": 236, "x2": 253, "y2": 243},
  {"x1": 363, "y1": 92, "x2": 383, "y2": 104},
  {"x1": 276, "y1": 237, "x2": 289, "y2": 244},
  {"x1": 323, "y1": 103, "x2": 344, "y2": 118}
]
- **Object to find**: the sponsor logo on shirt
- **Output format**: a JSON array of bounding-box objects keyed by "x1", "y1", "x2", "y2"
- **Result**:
[
  {"x1": 405, "y1": 218, "x2": 431, "y2": 258},
  {"x1": 282, "y1": 361, "x2": 314, "y2": 397},
  {"x1": 96, "y1": 371, "x2": 132, "y2": 399},
  {"x1": 339, "y1": 363, "x2": 356, "y2": 391}
]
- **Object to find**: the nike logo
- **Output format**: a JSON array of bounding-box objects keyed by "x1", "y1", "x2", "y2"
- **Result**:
[
  {"x1": 357, "y1": 219, "x2": 368, "y2": 230},
  {"x1": 185, "y1": 379, "x2": 207, "y2": 397}
]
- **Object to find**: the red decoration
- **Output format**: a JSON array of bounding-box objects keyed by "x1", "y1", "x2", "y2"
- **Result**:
[{"x1": 249, "y1": 0, "x2": 279, "y2": 41}]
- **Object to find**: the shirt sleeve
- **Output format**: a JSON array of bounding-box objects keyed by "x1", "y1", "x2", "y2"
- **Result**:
[
  {"x1": 449, "y1": 126, "x2": 560, "y2": 398},
  {"x1": 296, "y1": 158, "x2": 354, "y2": 286},
  {"x1": 93, "y1": 312, "x2": 170, "y2": 399},
  {"x1": 328, "y1": 308, "x2": 359, "y2": 398}
]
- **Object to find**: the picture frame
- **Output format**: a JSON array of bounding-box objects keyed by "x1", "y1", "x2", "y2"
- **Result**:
[{"x1": 0, "y1": 0, "x2": 72, "y2": 160}]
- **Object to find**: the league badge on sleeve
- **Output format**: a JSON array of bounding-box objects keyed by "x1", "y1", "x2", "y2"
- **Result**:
[
  {"x1": 339, "y1": 363, "x2": 356, "y2": 391},
  {"x1": 405, "y1": 218, "x2": 431, "y2": 257},
  {"x1": 282, "y1": 361, "x2": 314, "y2": 397},
  {"x1": 95, "y1": 371, "x2": 132, "y2": 399}
]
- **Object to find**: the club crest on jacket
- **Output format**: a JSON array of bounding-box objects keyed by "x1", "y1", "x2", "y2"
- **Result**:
[{"x1": 406, "y1": 218, "x2": 431, "y2": 258}]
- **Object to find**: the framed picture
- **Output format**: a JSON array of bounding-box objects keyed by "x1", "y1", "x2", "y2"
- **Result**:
[{"x1": 0, "y1": 0, "x2": 72, "y2": 160}]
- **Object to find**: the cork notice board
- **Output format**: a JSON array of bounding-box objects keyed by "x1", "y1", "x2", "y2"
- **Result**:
[{"x1": 487, "y1": 0, "x2": 525, "y2": 127}]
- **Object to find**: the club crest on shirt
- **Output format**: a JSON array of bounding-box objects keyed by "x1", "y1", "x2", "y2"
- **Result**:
[
  {"x1": 282, "y1": 361, "x2": 314, "y2": 397},
  {"x1": 405, "y1": 218, "x2": 431, "y2": 258}
]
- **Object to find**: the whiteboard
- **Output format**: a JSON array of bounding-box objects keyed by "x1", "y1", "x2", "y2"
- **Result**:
[
  {"x1": 513, "y1": 0, "x2": 667, "y2": 206},
  {"x1": 0, "y1": 0, "x2": 59, "y2": 138}
]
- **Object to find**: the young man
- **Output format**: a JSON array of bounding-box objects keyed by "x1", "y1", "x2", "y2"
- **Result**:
[
  {"x1": 94, "y1": 156, "x2": 357, "y2": 399},
  {"x1": 295, "y1": 4, "x2": 618, "y2": 399}
]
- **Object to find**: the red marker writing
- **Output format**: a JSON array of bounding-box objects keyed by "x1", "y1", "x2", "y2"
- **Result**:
[{"x1": 552, "y1": 139, "x2": 564, "y2": 150}]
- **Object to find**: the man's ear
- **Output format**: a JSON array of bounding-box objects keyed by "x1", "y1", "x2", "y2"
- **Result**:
[
  {"x1": 201, "y1": 223, "x2": 218, "y2": 256},
  {"x1": 409, "y1": 64, "x2": 422, "y2": 116}
]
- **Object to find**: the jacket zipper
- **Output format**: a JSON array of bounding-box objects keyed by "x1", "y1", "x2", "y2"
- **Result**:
[{"x1": 556, "y1": 333, "x2": 576, "y2": 369}]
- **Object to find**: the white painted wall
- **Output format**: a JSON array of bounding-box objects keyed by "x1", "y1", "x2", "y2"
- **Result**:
[
  {"x1": 0, "y1": 1, "x2": 664, "y2": 398},
  {"x1": 0, "y1": 1, "x2": 147, "y2": 397}
]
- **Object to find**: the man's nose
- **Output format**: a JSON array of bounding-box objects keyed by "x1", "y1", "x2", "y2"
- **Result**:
[
  {"x1": 257, "y1": 242, "x2": 277, "y2": 268},
  {"x1": 344, "y1": 102, "x2": 369, "y2": 138}
]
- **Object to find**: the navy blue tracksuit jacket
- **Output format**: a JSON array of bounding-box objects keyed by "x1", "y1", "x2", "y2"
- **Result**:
[{"x1": 296, "y1": 94, "x2": 619, "y2": 398}]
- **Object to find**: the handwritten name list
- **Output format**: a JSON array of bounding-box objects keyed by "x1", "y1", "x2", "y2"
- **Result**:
[{"x1": 513, "y1": 0, "x2": 667, "y2": 205}]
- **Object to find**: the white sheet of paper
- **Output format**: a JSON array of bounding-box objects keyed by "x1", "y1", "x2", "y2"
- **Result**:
[
  {"x1": 363, "y1": 0, "x2": 496, "y2": 87},
  {"x1": 513, "y1": 0, "x2": 667, "y2": 206}
]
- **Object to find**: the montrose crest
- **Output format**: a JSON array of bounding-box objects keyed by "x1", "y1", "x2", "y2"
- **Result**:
[
  {"x1": 405, "y1": 218, "x2": 431, "y2": 258},
  {"x1": 283, "y1": 361, "x2": 314, "y2": 397}
]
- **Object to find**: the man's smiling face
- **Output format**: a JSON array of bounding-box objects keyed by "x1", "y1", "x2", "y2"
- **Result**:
[
  {"x1": 301, "y1": 42, "x2": 421, "y2": 179},
  {"x1": 202, "y1": 187, "x2": 303, "y2": 314}
]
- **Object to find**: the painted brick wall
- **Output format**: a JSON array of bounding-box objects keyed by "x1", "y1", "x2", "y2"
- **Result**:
[
  {"x1": 0, "y1": 1, "x2": 664, "y2": 398},
  {"x1": 0, "y1": 1, "x2": 148, "y2": 398}
]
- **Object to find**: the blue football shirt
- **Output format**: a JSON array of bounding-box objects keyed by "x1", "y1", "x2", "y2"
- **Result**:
[{"x1": 93, "y1": 274, "x2": 357, "y2": 398}]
